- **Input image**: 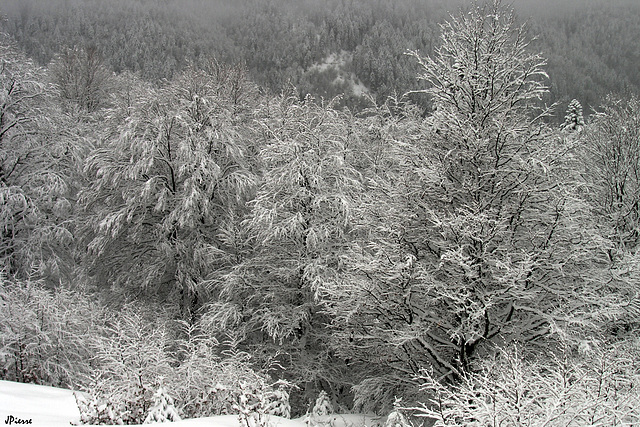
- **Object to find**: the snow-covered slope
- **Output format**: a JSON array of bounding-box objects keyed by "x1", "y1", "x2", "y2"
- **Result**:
[
  {"x1": 0, "y1": 380, "x2": 383, "y2": 427},
  {"x1": 0, "y1": 379, "x2": 81, "y2": 426}
]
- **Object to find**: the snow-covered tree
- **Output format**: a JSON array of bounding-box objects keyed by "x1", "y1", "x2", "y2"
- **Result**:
[
  {"x1": 408, "y1": 0, "x2": 549, "y2": 128},
  {"x1": 51, "y1": 45, "x2": 112, "y2": 112},
  {"x1": 384, "y1": 398, "x2": 411, "y2": 427},
  {"x1": 312, "y1": 391, "x2": 334, "y2": 416},
  {"x1": 582, "y1": 95, "x2": 640, "y2": 254},
  {"x1": 80, "y1": 63, "x2": 258, "y2": 317},
  {"x1": 143, "y1": 385, "x2": 181, "y2": 424},
  {"x1": 304, "y1": 390, "x2": 336, "y2": 427},
  {"x1": 561, "y1": 99, "x2": 585, "y2": 132},
  {"x1": 0, "y1": 35, "x2": 77, "y2": 279},
  {"x1": 578, "y1": 95, "x2": 640, "y2": 338},
  {"x1": 325, "y1": 0, "x2": 620, "y2": 411},
  {"x1": 205, "y1": 94, "x2": 363, "y2": 404}
]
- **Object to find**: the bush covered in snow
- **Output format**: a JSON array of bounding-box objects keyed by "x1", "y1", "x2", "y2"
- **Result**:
[
  {"x1": 410, "y1": 341, "x2": 640, "y2": 426},
  {"x1": 167, "y1": 320, "x2": 292, "y2": 420},
  {"x1": 0, "y1": 274, "x2": 103, "y2": 387},
  {"x1": 304, "y1": 391, "x2": 336, "y2": 427},
  {"x1": 144, "y1": 385, "x2": 181, "y2": 424},
  {"x1": 77, "y1": 307, "x2": 175, "y2": 424},
  {"x1": 0, "y1": 277, "x2": 290, "y2": 424},
  {"x1": 72, "y1": 307, "x2": 291, "y2": 424}
]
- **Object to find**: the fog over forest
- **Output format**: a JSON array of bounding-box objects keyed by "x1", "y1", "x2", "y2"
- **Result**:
[
  {"x1": 1, "y1": 0, "x2": 639, "y2": 115},
  {"x1": 0, "y1": 0, "x2": 639, "y2": 426}
]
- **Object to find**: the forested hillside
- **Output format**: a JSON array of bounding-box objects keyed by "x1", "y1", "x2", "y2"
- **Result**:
[
  {"x1": 1, "y1": 0, "x2": 639, "y2": 115},
  {"x1": 1, "y1": 0, "x2": 639, "y2": 426}
]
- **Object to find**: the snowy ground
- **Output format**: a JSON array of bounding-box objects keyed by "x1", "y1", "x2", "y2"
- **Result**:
[
  {"x1": 0, "y1": 380, "x2": 383, "y2": 427},
  {"x1": 0, "y1": 379, "x2": 81, "y2": 426}
]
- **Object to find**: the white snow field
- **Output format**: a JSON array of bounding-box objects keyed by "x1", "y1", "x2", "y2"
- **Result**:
[
  {"x1": 0, "y1": 380, "x2": 383, "y2": 427},
  {"x1": 0, "y1": 379, "x2": 81, "y2": 426}
]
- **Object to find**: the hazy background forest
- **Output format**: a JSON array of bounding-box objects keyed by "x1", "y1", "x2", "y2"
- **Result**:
[
  {"x1": 1, "y1": 0, "x2": 640, "y2": 113},
  {"x1": 1, "y1": 0, "x2": 639, "y2": 425}
]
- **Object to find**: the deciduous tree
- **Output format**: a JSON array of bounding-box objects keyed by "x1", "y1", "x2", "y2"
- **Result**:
[
  {"x1": 207, "y1": 94, "x2": 364, "y2": 409},
  {"x1": 583, "y1": 95, "x2": 640, "y2": 254},
  {"x1": 51, "y1": 45, "x2": 112, "y2": 112},
  {"x1": 0, "y1": 35, "x2": 77, "y2": 278},
  {"x1": 324, "y1": 1, "x2": 623, "y2": 411},
  {"x1": 81, "y1": 63, "x2": 257, "y2": 317}
]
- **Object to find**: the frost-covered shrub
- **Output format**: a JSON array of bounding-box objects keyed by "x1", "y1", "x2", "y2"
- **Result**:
[
  {"x1": 384, "y1": 398, "x2": 411, "y2": 427},
  {"x1": 264, "y1": 382, "x2": 291, "y2": 418},
  {"x1": 203, "y1": 376, "x2": 290, "y2": 427},
  {"x1": 312, "y1": 391, "x2": 334, "y2": 416},
  {"x1": 411, "y1": 341, "x2": 640, "y2": 426},
  {"x1": 70, "y1": 306, "x2": 290, "y2": 424},
  {"x1": 234, "y1": 381, "x2": 274, "y2": 427},
  {"x1": 164, "y1": 320, "x2": 227, "y2": 417},
  {"x1": 74, "y1": 391, "x2": 123, "y2": 426},
  {"x1": 0, "y1": 274, "x2": 102, "y2": 387},
  {"x1": 0, "y1": 274, "x2": 291, "y2": 424},
  {"x1": 79, "y1": 306, "x2": 175, "y2": 425},
  {"x1": 305, "y1": 390, "x2": 337, "y2": 427},
  {"x1": 168, "y1": 321, "x2": 289, "y2": 419},
  {"x1": 144, "y1": 385, "x2": 181, "y2": 423},
  {"x1": 233, "y1": 378, "x2": 294, "y2": 425}
]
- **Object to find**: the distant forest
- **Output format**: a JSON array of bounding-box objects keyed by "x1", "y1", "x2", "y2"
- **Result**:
[{"x1": 1, "y1": 0, "x2": 639, "y2": 115}]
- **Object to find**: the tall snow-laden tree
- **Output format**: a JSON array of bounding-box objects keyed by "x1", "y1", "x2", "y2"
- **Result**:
[
  {"x1": 81, "y1": 62, "x2": 257, "y2": 318},
  {"x1": 583, "y1": 95, "x2": 640, "y2": 254},
  {"x1": 324, "y1": 0, "x2": 618, "y2": 411},
  {"x1": 206, "y1": 94, "x2": 364, "y2": 410},
  {"x1": 580, "y1": 95, "x2": 640, "y2": 336},
  {"x1": 51, "y1": 45, "x2": 113, "y2": 112},
  {"x1": 0, "y1": 37, "x2": 43, "y2": 274},
  {"x1": 0, "y1": 34, "x2": 78, "y2": 279}
]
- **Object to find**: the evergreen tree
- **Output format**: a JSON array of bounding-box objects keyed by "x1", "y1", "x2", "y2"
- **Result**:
[
  {"x1": 143, "y1": 385, "x2": 181, "y2": 424},
  {"x1": 561, "y1": 99, "x2": 585, "y2": 131},
  {"x1": 305, "y1": 390, "x2": 336, "y2": 427},
  {"x1": 312, "y1": 390, "x2": 334, "y2": 416},
  {"x1": 383, "y1": 398, "x2": 410, "y2": 427},
  {"x1": 264, "y1": 382, "x2": 291, "y2": 418}
]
